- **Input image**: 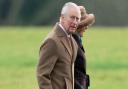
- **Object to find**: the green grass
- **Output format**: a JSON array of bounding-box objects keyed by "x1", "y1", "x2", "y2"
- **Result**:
[{"x1": 0, "y1": 26, "x2": 128, "y2": 89}]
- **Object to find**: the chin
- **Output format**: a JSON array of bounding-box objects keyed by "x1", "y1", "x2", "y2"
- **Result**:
[
  {"x1": 69, "y1": 29, "x2": 76, "y2": 34},
  {"x1": 71, "y1": 30, "x2": 76, "y2": 34}
]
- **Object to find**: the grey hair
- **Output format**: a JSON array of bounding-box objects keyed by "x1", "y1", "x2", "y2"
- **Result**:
[{"x1": 61, "y1": 2, "x2": 79, "y2": 16}]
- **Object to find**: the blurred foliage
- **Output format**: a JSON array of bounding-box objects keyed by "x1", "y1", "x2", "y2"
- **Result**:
[{"x1": 0, "y1": 0, "x2": 128, "y2": 26}]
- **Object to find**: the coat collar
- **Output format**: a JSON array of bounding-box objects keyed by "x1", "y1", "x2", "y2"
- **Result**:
[
  {"x1": 53, "y1": 23, "x2": 72, "y2": 57},
  {"x1": 53, "y1": 23, "x2": 78, "y2": 62},
  {"x1": 53, "y1": 23, "x2": 67, "y2": 37}
]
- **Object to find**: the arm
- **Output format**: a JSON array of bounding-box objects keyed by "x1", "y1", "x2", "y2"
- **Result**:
[{"x1": 37, "y1": 38, "x2": 58, "y2": 89}]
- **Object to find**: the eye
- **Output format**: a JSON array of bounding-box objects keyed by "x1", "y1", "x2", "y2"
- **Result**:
[
  {"x1": 70, "y1": 16, "x2": 79, "y2": 21},
  {"x1": 70, "y1": 16, "x2": 75, "y2": 20},
  {"x1": 76, "y1": 17, "x2": 79, "y2": 21}
]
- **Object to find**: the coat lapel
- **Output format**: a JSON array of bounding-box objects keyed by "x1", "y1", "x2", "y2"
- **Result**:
[
  {"x1": 60, "y1": 37, "x2": 72, "y2": 57},
  {"x1": 53, "y1": 23, "x2": 73, "y2": 58},
  {"x1": 71, "y1": 36, "x2": 78, "y2": 63}
]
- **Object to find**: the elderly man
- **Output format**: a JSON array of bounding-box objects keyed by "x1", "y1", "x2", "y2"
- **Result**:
[{"x1": 37, "y1": 2, "x2": 81, "y2": 89}]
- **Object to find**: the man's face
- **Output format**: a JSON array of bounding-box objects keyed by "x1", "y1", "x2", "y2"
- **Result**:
[{"x1": 61, "y1": 8, "x2": 81, "y2": 34}]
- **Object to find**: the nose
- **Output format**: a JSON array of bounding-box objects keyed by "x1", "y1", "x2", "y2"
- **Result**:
[
  {"x1": 72, "y1": 17, "x2": 79, "y2": 25},
  {"x1": 73, "y1": 18, "x2": 77, "y2": 24}
]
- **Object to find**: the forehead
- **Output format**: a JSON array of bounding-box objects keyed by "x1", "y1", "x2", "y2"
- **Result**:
[{"x1": 67, "y1": 7, "x2": 81, "y2": 18}]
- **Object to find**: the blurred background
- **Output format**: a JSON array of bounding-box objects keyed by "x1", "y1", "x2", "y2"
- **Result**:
[
  {"x1": 0, "y1": 0, "x2": 128, "y2": 89},
  {"x1": 0, "y1": 0, "x2": 128, "y2": 26}
]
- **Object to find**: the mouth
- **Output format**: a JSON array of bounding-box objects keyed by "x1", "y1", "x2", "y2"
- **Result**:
[{"x1": 70, "y1": 25, "x2": 77, "y2": 30}]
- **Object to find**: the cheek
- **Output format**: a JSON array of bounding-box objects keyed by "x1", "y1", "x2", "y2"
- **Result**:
[
  {"x1": 65, "y1": 18, "x2": 75, "y2": 28},
  {"x1": 66, "y1": 20, "x2": 72, "y2": 27}
]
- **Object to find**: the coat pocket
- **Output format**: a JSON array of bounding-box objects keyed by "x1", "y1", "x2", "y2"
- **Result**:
[{"x1": 64, "y1": 78, "x2": 72, "y2": 89}]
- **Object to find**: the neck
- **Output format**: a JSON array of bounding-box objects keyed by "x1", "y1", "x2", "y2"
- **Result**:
[{"x1": 59, "y1": 23, "x2": 70, "y2": 37}]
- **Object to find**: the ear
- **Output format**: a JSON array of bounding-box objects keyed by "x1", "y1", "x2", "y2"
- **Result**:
[{"x1": 61, "y1": 14, "x2": 65, "y2": 19}]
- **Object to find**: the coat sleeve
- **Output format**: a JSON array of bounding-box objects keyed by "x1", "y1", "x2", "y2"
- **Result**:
[{"x1": 37, "y1": 38, "x2": 58, "y2": 89}]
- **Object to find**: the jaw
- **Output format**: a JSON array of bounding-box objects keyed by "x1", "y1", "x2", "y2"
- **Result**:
[{"x1": 68, "y1": 27, "x2": 77, "y2": 34}]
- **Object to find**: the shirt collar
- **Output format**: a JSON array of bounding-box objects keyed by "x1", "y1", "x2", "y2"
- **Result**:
[{"x1": 58, "y1": 23, "x2": 70, "y2": 38}]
